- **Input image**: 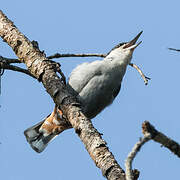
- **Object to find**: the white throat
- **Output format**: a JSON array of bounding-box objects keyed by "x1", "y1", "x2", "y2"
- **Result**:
[{"x1": 105, "y1": 49, "x2": 132, "y2": 66}]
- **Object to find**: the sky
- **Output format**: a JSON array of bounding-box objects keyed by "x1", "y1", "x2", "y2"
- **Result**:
[{"x1": 1, "y1": 0, "x2": 180, "y2": 179}]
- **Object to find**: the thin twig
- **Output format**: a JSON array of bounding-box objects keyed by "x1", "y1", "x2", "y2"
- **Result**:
[
  {"x1": 0, "y1": 53, "x2": 106, "y2": 64},
  {"x1": 125, "y1": 133, "x2": 152, "y2": 180},
  {"x1": 1, "y1": 54, "x2": 150, "y2": 87},
  {"x1": 129, "y1": 63, "x2": 150, "y2": 85},
  {"x1": 126, "y1": 121, "x2": 180, "y2": 180},
  {"x1": 168, "y1": 48, "x2": 180, "y2": 52},
  {"x1": 0, "y1": 57, "x2": 35, "y2": 78},
  {"x1": 0, "y1": 56, "x2": 20, "y2": 64},
  {"x1": 1, "y1": 63, "x2": 35, "y2": 78},
  {"x1": 142, "y1": 121, "x2": 180, "y2": 158},
  {"x1": 0, "y1": 54, "x2": 150, "y2": 86},
  {"x1": 0, "y1": 67, "x2": 5, "y2": 95},
  {"x1": 47, "y1": 54, "x2": 151, "y2": 87},
  {"x1": 47, "y1": 53, "x2": 106, "y2": 59}
]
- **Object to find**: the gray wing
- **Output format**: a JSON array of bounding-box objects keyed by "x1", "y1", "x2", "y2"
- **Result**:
[
  {"x1": 74, "y1": 71, "x2": 120, "y2": 118},
  {"x1": 67, "y1": 60, "x2": 122, "y2": 118},
  {"x1": 67, "y1": 60, "x2": 103, "y2": 94}
]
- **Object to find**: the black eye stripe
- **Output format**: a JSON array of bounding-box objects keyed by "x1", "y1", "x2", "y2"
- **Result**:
[
  {"x1": 111, "y1": 42, "x2": 126, "y2": 51},
  {"x1": 106, "y1": 42, "x2": 126, "y2": 57}
]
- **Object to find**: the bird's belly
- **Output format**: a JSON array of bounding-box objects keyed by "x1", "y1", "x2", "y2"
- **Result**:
[{"x1": 77, "y1": 75, "x2": 118, "y2": 119}]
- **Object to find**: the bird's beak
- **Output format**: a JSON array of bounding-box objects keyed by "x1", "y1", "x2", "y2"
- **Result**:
[{"x1": 123, "y1": 31, "x2": 143, "y2": 51}]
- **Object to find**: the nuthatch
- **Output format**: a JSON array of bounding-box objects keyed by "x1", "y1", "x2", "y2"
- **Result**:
[{"x1": 24, "y1": 31, "x2": 143, "y2": 153}]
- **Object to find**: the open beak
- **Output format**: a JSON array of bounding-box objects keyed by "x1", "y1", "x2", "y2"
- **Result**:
[{"x1": 123, "y1": 31, "x2": 143, "y2": 50}]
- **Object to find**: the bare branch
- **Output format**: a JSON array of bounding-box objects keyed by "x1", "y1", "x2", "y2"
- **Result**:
[
  {"x1": 0, "y1": 56, "x2": 20, "y2": 64},
  {"x1": 0, "y1": 53, "x2": 106, "y2": 64},
  {"x1": 0, "y1": 54, "x2": 150, "y2": 87},
  {"x1": 0, "y1": 63, "x2": 35, "y2": 78},
  {"x1": 129, "y1": 63, "x2": 150, "y2": 85},
  {"x1": 125, "y1": 121, "x2": 180, "y2": 180},
  {"x1": 168, "y1": 48, "x2": 180, "y2": 52},
  {"x1": 125, "y1": 133, "x2": 151, "y2": 180},
  {"x1": 47, "y1": 53, "x2": 106, "y2": 59},
  {"x1": 142, "y1": 121, "x2": 180, "y2": 158},
  {"x1": 0, "y1": 10, "x2": 126, "y2": 180},
  {"x1": 1, "y1": 54, "x2": 150, "y2": 88}
]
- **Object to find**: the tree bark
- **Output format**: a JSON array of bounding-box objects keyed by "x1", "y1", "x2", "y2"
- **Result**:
[{"x1": 0, "y1": 10, "x2": 126, "y2": 180}]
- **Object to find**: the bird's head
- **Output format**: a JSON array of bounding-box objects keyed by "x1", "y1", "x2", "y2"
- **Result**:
[{"x1": 106, "y1": 31, "x2": 143, "y2": 64}]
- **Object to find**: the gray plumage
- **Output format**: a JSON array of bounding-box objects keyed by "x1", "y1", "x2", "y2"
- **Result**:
[
  {"x1": 67, "y1": 30, "x2": 143, "y2": 117},
  {"x1": 67, "y1": 56, "x2": 127, "y2": 119}
]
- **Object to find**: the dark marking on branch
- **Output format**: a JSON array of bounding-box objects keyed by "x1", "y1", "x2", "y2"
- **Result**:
[{"x1": 13, "y1": 40, "x2": 22, "y2": 54}]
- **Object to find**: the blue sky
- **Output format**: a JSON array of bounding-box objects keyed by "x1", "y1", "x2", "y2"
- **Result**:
[{"x1": 1, "y1": 0, "x2": 180, "y2": 179}]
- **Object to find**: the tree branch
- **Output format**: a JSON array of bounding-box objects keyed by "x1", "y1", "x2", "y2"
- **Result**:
[
  {"x1": 1, "y1": 53, "x2": 150, "y2": 86},
  {"x1": 0, "y1": 56, "x2": 20, "y2": 64},
  {"x1": 0, "y1": 10, "x2": 126, "y2": 180},
  {"x1": 47, "y1": 53, "x2": 106, "y2": 59},
  {"x1": 0, "y1": 54, "x2": 106, "y2": 64},
  {"x1": 142, "y1": 121, "x2": 180, "y2": 158},
  {"x1": 125, "y1": 133, "x2": 151, "y2": 180},
  {"x1": 0, "y1": 62, "x2": 35, "y2": 78},
  {"x1": 168, "y1": 48, "x2": 180, "y2": 52},
  {"x1": 129, "y1": 63, "x2": 150, "y2": 85},
  {"x1": 125, "y1": 120, "x2": 180, "y2": 180}
]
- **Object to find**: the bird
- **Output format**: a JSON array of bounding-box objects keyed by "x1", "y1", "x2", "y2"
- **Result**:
[{"x1": 24, "y1": 31, "x2": 143, "y2": 153}]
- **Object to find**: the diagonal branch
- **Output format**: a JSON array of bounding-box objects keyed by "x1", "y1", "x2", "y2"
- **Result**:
[
  {"x1": 129, "y1": 63, "x2": 150, "y2": 85},
  {"x1": 142, "y1": 121, "x2": 180, "y2": 158},
  {"x1": 125, "y1": 120, "x2": 180, "y2": 180},
  {"x1": 125, "y1": 133, "x2": 151, "y2": 180},
  {"x1": 0, "y1": 10, "x2": 126, "y2": 180}
]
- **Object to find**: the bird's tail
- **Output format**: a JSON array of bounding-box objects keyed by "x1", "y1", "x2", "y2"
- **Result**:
[
  {"x1": 24, "y1": 106, "x2": 72, "y2": 153},
  {"x1": 24, "y1": 119, "x2": 57, "y2": 153}
]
